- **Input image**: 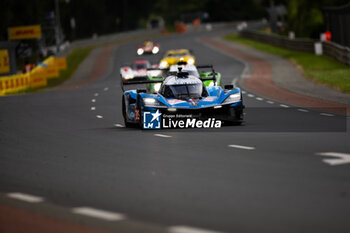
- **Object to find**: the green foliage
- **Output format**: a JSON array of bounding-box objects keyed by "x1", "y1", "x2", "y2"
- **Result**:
[
  {"x1": 0, "y1": 0, "x2": 157, "y2": 41},
  {"x1": 206, "y1": 0, "x2": 266, "y2": 21},
  {"x1": 153, "y1": 0, "x2": 209, "y2": 23},
  {"x1": 225, "y1": 34, "x2": 350, "y2": 93},
  {"x1": 153, "y1": 0, "x2": 266, "y2": 23},
  {"x1": 286, "y1": 0, "x2": 350, "y2": 38}
]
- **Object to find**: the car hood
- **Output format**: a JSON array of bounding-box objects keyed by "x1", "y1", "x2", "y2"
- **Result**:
[{"x1": 162, "y1": 96, "x2": 222, "y2": 108}]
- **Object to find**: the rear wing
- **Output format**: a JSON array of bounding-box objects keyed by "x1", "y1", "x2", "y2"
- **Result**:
[
  {"x1": 196, "y1": 65, "x2": 213, "y2": 69},
  {"x1": 196, "y1": 65, "x2": 216, "y2": 74},
  {"x1": 121, "y1": 78, "x2": 164, "y2": 92},
  {"x1": 147, "y1": 65, "x2": 216, "y2": 73},
  {"x1": 146, "y1": 67, "x2": 169, "y2": 72},
  {"x1": 121, "y1": 73, "x2": 218, "y2": 92}
]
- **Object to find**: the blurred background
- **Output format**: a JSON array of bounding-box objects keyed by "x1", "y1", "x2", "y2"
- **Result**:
[
  {"x1": 1, "y1": 0, "x2": 349, "y2": 77},
  {"x1": 1, "y1": 0, "x2": 349, "y2": 41}
]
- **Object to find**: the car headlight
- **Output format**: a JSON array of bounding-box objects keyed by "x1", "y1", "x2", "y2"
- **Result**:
[
  {"x1": 187, "y1": 58, "x2": 194, "y2": 65},
  {"x1": 144, "y1": 98, "x2": 156, "y2": 105},
  {"x1": 147, "y1": 70, "x2": 162, "y2": 77},
  {"x1": 222, "y1": 92, "x2": 241, "y2": 104},
  {"x1": 159, "y1": 61, "x2": 168, "y2": 68},
  {"x1": 152, "y1": 46, "x2": 159, "y2": 54},
  {"x1": 123, "y1": 74, "x2": 134, "y2": 80},
  {"x1": 143, "y1": 97, "x2": 165, "y2": 107},
  {"x1": 137, "y1": 48, "x2": 144, "y2": 55},
  {"x1": 154, "y1": 83, "x2": 161, "y2": 92}
]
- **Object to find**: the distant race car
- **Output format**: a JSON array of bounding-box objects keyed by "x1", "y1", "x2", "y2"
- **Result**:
[
  {"x1": 120, "y1": 60, "x2": 157, "y2": 83},
  {"x1": 159, "y1": 49, "x2": 195, "y2": 68},
  {"x1": 146, "y1": 63, "x2": 222, "y2": 93},
  {"x1": 137, "y1": 41, "x2": 160, "y2": 55},
  {"x1": 121, "y1": 69, "x2": 244, "y2": 129}
]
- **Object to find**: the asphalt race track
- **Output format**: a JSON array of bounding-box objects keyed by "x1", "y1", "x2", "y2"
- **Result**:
[{"x1": 1, "y1": 28, "x2": 350, "y2": 233}]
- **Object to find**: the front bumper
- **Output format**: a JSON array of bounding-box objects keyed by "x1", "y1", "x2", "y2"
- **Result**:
[{"x1": 144, "y1": 103, "x2": 244, "y2": 122}]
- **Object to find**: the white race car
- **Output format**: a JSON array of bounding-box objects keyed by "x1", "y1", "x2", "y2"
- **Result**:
[{"x1": 120, "y1": 60, "x2": 157, "y2": 83}]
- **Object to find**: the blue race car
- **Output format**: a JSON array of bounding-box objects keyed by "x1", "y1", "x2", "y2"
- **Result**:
[{"x1": 121, "y1": 69, "x2": 244, "y2": 129}]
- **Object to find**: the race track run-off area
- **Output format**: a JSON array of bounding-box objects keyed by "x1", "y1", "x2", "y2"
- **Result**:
[{"x1": 1, "y1": 28, "x2": 350, "y2": 233}]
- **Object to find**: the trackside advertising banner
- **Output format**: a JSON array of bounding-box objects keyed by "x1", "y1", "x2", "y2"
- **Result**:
[{"x1": 8, "y1": 25, "x2": 42, "y2": 40}]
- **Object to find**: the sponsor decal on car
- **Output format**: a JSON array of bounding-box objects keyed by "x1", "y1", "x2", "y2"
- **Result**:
[
  {"x1": 202, "y1": 97, "x2": 216, "y2": 102},
  {"x1": 167, "y1": 99, "x2": 186, "y2": 105}
]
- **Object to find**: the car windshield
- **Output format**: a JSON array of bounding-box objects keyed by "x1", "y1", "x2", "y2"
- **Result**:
[
  {"x1": 184, "y1": 70, "x2": 199, "y2": 77},
  {"x1": 132, "y1": 63, "x2": 147, "y2": 70},
  {"x1": 166, "y1": 52, "x2": 189, "y2": 57},
  {"x1": 162, "y1": 83, "x2": 207, "y2": 99}
]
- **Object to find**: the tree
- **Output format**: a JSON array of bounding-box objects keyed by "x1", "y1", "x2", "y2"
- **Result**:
[{"x1": 286, "y1": 0, "x2": 349, "y2": 38}]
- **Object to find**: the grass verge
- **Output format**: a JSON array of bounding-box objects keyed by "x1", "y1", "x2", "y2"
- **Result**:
[
  {"x1": 9, "y1": 47, "x2": 92, "y2": 95},
  {"x1": 224, "y1": 34, "x2": 350, "y2": 93},
  {"x1": 47, "y1": 47, "x2": 92, "y2": 88}
]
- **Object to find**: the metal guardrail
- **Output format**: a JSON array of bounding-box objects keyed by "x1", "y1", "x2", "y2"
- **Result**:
[
  {"x1": 239, "y1": 29, "x2": 350, "y2": 67},
  {"x1": 240, "y1": 30, "x2": 315, "y2": 53},
  {"x1": 323, "y1": 42, "x2": 350, "y2": 66}
]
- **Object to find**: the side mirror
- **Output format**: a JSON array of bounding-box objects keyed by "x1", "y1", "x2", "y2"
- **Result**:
[
  {"x1": 137, "y1": 89, "x2": 147, "y2": 93},
  {"x1": 224, "y1": 84, "x2": 234, "y2": 90}
]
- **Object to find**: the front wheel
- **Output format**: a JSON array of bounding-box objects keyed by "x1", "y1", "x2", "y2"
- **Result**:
[
  {"x1": 136, "y1": 95, "x2": 144, "y2": 129},
  {"x1": 122, "y1": 95, "x2": 134, "y2": 128},
  {"x1": 226, "y1": 106, "x2": 244, "y2": 125}
]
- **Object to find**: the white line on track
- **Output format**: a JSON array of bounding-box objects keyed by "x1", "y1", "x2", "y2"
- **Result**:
[
  {"x1": 154, "y1": 134, "x2": 172, "y2": 138},
  {"x1": 104, "y1": 87, "x2": 109, "y2": 91},
  {"x1": 256, "y1": 97, "x2": 264, "y2": 101},
  {"x1": 228, "y1": 144, "x2": 255, "y2": 150},
  {"x1": 7, "y1": 193, "x2": 44, "y2": 203},
  {"x1": 298, "y1": 109, "x2": 309, "y2": 112},
  {"x1": 96, "y1": 115, "x2": 103, "y2": 119},
  {"x1": 94, "y1": 93, "x2": 99, "y2": 97},
  {"x1": 72, "y1": 207, "x2": 126, "y2": 221},
  {"x1": 169, "y1": 226, "x2": 224, "y2": 233},
  {"x1": 114, "y1": 124, "x2": 123, "y2": 127},
  {"x1": 266, "y1": 100, "x2": 274, "y2": 104},
  {"x1": 241, "y1": 90, "x2": 246, "y2": 94},
  {"x1": 91, "y1": 107, "x2": 96, "y2": 111},
  {"x1": 280, "y1": 104, "x2": 289, "y2": 108},
  {"x1": 320, "y1": 113, "x2": 334, "y2": 117},
  {"x1": 91, "y1": 99, "x2": 96, "y2": 103},
  {"x1": 247, "y1": 94, "x2": 254, "y2": 98},
  {"x1": 316, "y1": 152, "x2": 350, "y2": 166}
]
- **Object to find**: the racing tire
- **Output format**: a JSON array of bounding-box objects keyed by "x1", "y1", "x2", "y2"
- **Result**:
[
  {"x1": 226, "y1": 106, "x2": 244, "y2": 126},
  {"x1": 122, "y1": 95, "x2": 134, "y2": 128},
  {"x1": 136, "y1": 95, "x2": 144, "y2": 129}
]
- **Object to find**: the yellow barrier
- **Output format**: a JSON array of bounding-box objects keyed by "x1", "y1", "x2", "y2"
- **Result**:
[
  {"x1": 55, "y1": 57, "x2": 67, "y2": 70},
  {"x1": 0, "y1": 56, "x2": 67, "y2": 96},
  {"x1": 0, "y1": 49, "x2": 10, "y2": 74},
  {"x1": 29, "y1": 68, "x2": 47, "y2": 88}
]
